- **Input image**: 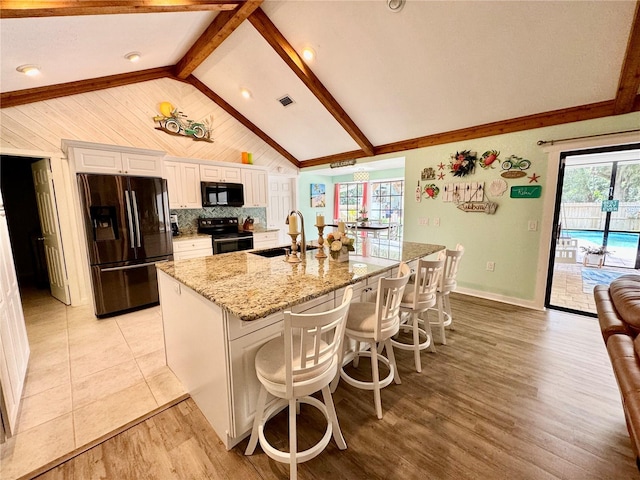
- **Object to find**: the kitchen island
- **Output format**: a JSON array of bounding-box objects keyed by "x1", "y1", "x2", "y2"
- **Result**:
[{"x1": 156, "y1": 240, "x2": 444, "y2": 449}]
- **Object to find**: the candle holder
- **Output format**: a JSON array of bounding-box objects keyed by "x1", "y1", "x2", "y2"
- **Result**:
[
  {"x1": 315, "y1": 224, "x2": 327, "y2": 258},
  {"x1": 287, "y1": 232, "x2": 302, "y2": 263}
]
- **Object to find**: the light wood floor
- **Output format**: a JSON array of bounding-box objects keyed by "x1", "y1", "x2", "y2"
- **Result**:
[{"x1": 33, "y1": 294, "x2": 638, "y2": 480}]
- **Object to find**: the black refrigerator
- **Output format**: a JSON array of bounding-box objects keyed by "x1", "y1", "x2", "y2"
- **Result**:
[{"x1": 77, "y1": 173, "x2": 173, "y2": 317}]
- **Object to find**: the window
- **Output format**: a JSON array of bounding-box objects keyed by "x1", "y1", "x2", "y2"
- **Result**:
[
  {"x1": 370, "y1": 180, "x2": 404, "y2": 224},
  {"x1": 337, "y1": 183, "x2": 364, "y2": 221}
]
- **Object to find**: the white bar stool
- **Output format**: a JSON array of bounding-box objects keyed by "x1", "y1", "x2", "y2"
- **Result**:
[
  {"x1": 391, "y1": 258, "x2": 444, "y2": 372},
  {"x1": 245, "y1": 286, "x2": 354, "y2": 480},
  {"x1": 429, "y1": 244, "x2": 464, "y2": 344},
  {"x1": 337, "y1": 263, "x2": 411, "y2": 419}
]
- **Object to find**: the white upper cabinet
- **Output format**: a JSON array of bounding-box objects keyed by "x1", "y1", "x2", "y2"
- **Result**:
[
  {"x1": 200, "y1": 164, "x2": 242, "y2": 183},
  {"x1": 242, "y1": 168, "x2": 268, "y2": 207},
  {"x1": 63, "y1": 141, "x2": 165, "y2": 177},
  {"x1": 164, "y1": 161, "x2": 202, "y2": 209}
]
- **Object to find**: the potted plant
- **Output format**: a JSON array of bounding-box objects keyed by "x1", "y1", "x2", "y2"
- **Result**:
[
  {"x1": 581, "y1": 245, "x2": 612, "y2": 268},
  {"x1": 357, "y1": 208, "x2": 369, "y2": 225}
]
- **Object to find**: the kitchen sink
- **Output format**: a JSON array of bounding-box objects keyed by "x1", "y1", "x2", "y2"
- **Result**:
[{"x1": 252, "y1": 245, "x2": 318, "y2": 258}]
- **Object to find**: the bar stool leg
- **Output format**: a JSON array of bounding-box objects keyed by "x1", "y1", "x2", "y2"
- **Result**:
[
  {"x1": 353, "y1": 341, "x2": 361, "y2": 367},
  {"x1": 384, "y1": 338, "x2": 401, "y2": 385},
  {"x1": 411, "y1": 312, "x2": 422, "y2": 372},
  {"x1": 289, "y1": 397, "x2": 298, "y2": 480},
  {"x1": 246, "y1": 386, "x2": 268, "y2": 455},
  {"x1": 370, "y1": 341, "x2": 383, "y2": 419},
  {"x1": 321, "y1": 385, "x2": 347, "y2": 450}
]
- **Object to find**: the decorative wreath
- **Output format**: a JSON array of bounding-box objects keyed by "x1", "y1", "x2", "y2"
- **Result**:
[
  {"x1": 449, "y1": 150, "x2": 477, "y2": 177},
  {"x1": 423, "y1": 184, "x2": 440, "y2": 199}
]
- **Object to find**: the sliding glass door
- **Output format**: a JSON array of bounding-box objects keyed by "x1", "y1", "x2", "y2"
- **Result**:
[{"x1": 546, "y1": 144, "x2": 640, "y2": 316}]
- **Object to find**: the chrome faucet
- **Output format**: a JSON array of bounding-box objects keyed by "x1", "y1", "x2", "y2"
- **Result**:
[{"x1": 285, "y1": 210, "x2": 306, "y2": 257}]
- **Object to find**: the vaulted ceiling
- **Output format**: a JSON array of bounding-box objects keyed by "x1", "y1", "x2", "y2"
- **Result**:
[{"x1": 2, "y1": 0, "x2": 639, "y2": 169}]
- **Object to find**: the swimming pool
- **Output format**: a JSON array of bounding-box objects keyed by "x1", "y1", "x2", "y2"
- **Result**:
[{"x1": 563, "y1": 229, "x2": 639, "y2": 248}]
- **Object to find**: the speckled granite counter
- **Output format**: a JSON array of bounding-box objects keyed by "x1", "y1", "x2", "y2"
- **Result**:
[
  {"x1": 157, "y1": 241, "x2": 443, "y2": 321},
  {"x1": 171, "y1": 233, "x2": 212, "y2": 242}
]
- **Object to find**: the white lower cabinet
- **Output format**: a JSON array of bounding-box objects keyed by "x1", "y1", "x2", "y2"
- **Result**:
[
  {"x1": 172, "y1": 237, "x2": 212, "y2": 260},
  {"x1": 158, "y1": 271, "x2": 344, "y2": 450}
]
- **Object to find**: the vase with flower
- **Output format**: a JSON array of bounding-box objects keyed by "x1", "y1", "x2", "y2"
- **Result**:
[{"x1": 326, "y1": 231, "x2": 355, "y2": 262}]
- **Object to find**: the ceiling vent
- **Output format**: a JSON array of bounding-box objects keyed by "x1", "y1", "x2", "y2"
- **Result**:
[{"x1": 277, "y1": 95, "x2": 295, "y2": 107}]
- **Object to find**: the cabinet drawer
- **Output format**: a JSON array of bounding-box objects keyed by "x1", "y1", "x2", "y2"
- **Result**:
[
  {"x1": 227, "y1": 310, "x2": 284, "y2": 341},
  {"x1": 291, "y1": 292, "x2": 334, "y2": 314},
  {"x1": 173, "y1": 249, "x2": 211, "y2": 260},
  {"x1": 173, "y1": 238, "x2": 212, "y2": 252}
]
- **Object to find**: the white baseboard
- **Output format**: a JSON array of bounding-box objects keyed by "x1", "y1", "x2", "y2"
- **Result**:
[{"x1": 454, "y1": 287, "x2": 545, "y2": 311}]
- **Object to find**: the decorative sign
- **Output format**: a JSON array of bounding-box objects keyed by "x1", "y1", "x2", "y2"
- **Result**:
[
  {"x1": 443, "y1": 182, "x2": 484, "y2": 203},
  {"x1": 456, "y1": 201, "x2": 498, "y2": 214},
  {"x1": 601, "y1": 200, "x2": 619, "y2": 212},
  {"x1": 510, "y1": 185, "x2": 542, "y2": 198},
  {"x1": 330, "y1": 159, "x2": 356, "y2": 168}
]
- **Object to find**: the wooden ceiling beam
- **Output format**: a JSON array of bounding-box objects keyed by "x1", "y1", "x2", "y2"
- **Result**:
[
  {"x1": 0, "y1": 1, "x2": 241, "y2": 19},
  {"x1": 300, "y1": 150, "x2": 366, "y2": 168},
  {"x1": 300, "y1": 97, "x2": 640, "y2": 167},
  {"x1": 175, "y1": 0, "x2": 262, "y2": 79},
  {"x1": 0, "y1": 66, "x2": 175, "y2": 108},
  {"x1": 186, "y1": 75, "x2": 300, "y2": 167},
  {"x1": 614, "y1": 0, "x2": 640, "y2": 114},
  {"x1": 248, "y1": 7, "x2": 375, "y2": 157}
]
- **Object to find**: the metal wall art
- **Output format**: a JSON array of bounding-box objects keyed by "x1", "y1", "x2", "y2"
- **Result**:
[
  {"x1": 500, "y1": 155, "x2": 531, "y2": 178},
  {"x1": 153, "y1": 102, "x2": 213, "y2": 142},
  {"x1": 423, "y1": 183, "x2": 440, "y2": 199},
  {"x1": 479, "y1": 150, "x2": 500, "y2": 169},
  {"x1": 421, "y1": 167, "x2": 436, "y2": 180}
]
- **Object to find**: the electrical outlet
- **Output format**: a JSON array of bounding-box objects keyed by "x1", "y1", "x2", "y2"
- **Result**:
[
  {"x1": 433, "y1": 217, "x2": 440, "y2": 227},
  {"x1": 528, "y1": 220, "x2": 537, "y2": 231},
  {"x1": 486, "y1": 261, "x2": 495, "y2": 272}
]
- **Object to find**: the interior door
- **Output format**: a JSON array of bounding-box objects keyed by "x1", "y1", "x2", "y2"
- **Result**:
[
  {"x1": 268, "y1": 176, "x2": 294, "y2": 246},
  {"x1": 0, "y1": 191, "x2": 30, "y2": 437},
  {"x1": 31, "y1": 159, "x2": 71, "y2": 304}
]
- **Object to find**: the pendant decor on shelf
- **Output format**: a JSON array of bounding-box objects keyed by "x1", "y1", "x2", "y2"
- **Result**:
[
  {"x1": 479, "y1": 150, "x2": 500, "y2": 169},
  {"x1": 449, "y1": 150, "x2": 477, "y2": 177},
  {"x1": 500, "y1": 155, "x2": 531, "y2": 178},
  {"x1": 153, "y1": 102, "x2": 213, "y2": 142},
  {"x1": 421, "y1": 167, "x2": 436, "y2": 181}
]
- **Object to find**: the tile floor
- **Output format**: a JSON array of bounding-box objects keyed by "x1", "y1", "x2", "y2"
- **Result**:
[
  {"x1": 0, "y1": 288, "x2": 186, "y2": 480},
  {"x1": 549, "y1": 261, "x2": 638, "y2": 314}
]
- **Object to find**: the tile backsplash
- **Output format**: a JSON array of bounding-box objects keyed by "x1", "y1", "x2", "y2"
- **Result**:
[{"x1": 171, "y1": 207, "x2": 267, "y2": 234}]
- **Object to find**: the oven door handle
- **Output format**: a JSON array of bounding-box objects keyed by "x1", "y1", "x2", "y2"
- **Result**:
[{"x1": 213, "y1": 237, "x2": 250, "y2": 244}]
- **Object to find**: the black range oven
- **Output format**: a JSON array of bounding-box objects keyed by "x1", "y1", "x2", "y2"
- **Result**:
[{"x1": 197, "y1": 217, "x2": 253, "y2": 254}]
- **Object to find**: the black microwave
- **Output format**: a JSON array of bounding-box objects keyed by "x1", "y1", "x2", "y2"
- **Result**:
[{"x1": 201, "y1": 182, "x2": 244, "y2": 207}]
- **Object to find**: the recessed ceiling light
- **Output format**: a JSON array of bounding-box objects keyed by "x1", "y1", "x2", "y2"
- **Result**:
[
  {"x1": 302, "y1": 47, "x2": 315, "y2": 62},
  {"x1": 240, "y1": 88, "x2": 252, "y2": 99},
  {"x1": 387, "y1": 0, "x2": 405, "y2": 13},
  {"x1": 125, "y1": 52, "x2": 141, "y2": 63},
  {"x1": 16, "y1": 64, "x2": 40, "y2": 76}
]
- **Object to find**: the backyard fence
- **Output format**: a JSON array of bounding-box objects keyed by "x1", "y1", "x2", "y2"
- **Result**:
[{"x1": 561, "y1": 202, "x2": 640, "y2": 231}]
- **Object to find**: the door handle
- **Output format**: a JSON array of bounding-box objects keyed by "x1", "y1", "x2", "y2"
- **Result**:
[
  {"x1": 101, "y1": 260, "x2": 168, "y2": 272},
  {"x1": 131, "y1": 190, "x2": 141, "y2": 248},
  {"x1": 124, "y1": 190, "x2": 135, "y2": 249}
]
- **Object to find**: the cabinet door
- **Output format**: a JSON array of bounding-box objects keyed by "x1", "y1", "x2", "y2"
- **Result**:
[
  {"x1": 121, "y1": 152, "x2": 163, "y2": 177},
  {"x1": 74, "y1": 148, "x2": 122, "y2": 174},
  {"x1": 242, "y1": 169, "x2": 268, "y2": 207},
  {"x1": 164, "y1": 161, "x2": 182, "y2": 209},
  {"x1": 180, "y1": 163, "x2": 202, "y2": 208},
  {"x1": 200, "y1": 164, "x2": 241, "y2": 183},
  {"x1": 229, "y1": 321, "x2": 283, "y2": 438}
]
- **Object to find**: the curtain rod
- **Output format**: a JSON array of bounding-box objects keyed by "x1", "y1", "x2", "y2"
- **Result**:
[{"x1": 536, "y1": 129, "x2": 640, "y2": 146}]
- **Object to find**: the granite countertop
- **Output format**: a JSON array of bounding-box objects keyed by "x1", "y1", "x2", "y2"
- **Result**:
[
  {"x1": 172, "y1": 233, "x2": 212, "y2": 242},
  {"x1": 157, "y1": 241, "x2": 444, "y2": 321}
]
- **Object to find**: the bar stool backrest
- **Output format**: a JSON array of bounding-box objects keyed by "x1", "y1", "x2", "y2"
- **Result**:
[
  {"x1": 438, "y1": 244, "x2": 464, "y2": 294},
  {"x1": 374, "y1": 262, "x2": 411, "y2": 340},
  {"x1": 284, "y1": 286, "x2": 353, "y2": 398},
  {"x1": 411, "y1": 259, "x2": 445, "y2": 311}
]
